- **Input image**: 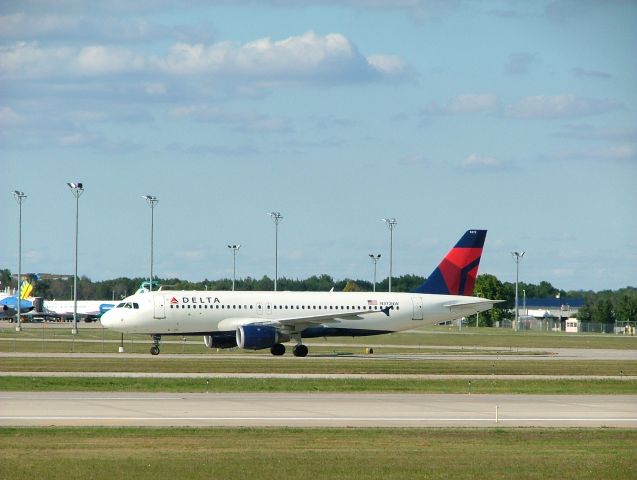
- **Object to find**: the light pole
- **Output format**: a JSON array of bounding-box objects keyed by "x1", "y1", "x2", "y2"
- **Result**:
[
  {"x1": 369, "y1": 254, "x2": 381, "y2": 292},
  {"x1": 12, "y1": 190, "x2": 26, "y2": 332},
  {"x1": 67, "y1": 182, "x2": 84, "y2": 335},
  {"x1": 228, "y1": 244, "x2": 241, "y2": 291},
  {"x1": 142, "y1": 195, "x2": 159, "y2": 291},
  {"x1": 511, "y1": 251, "x2": 525, "y2": 332},
  {"x1": 267, "y1": 212, "x2": 283, "y2": 291},
  {"x1": 381, "y1": 218, "x2": 397, "y2": 292}
]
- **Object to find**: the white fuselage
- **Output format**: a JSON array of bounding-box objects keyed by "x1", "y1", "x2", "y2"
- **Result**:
[
  {"x1": 100, "y1": 290, "x2": 492, "y2": 337},
  {"x1": 42, "y1": 300, "x2": 116, "y2": 318}
]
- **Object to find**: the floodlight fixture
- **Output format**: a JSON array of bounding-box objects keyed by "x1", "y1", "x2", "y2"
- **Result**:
[
  {"x1": 267, "y1": 212, "x2": 284, "y2": 291},
  {"x1": 12, "y1": 190, "x2": 27, "y2": 332},
  {"x1": 142, "y1": 195, "x2": 159, "y2": 291},
  {"x1": 381, "y1": 218, "x2": 398, "y2": 292},
  {"x1": 67, "y1": 181, "x2": 84, "y2": 335}
]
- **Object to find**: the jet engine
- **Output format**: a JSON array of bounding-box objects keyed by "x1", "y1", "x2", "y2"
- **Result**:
[
  {"x1": 236, "y1": 324, "x2": 288, "y2": 350},
  {"x1": 203, "y1": 333, "x2": 238, "y2": 349}
]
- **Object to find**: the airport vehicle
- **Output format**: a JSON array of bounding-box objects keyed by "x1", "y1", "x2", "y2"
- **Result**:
[
  {"x1": 101, "y1": 230, "x2": 497, "y2": 356},
  {"x1": 0, "y1": 280, "x2": 34, "y2": 320}
]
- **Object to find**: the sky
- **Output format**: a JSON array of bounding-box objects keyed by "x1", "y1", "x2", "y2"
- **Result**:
[{"x1": 1, "y1": 0, "x2": 636, "y2": 292}]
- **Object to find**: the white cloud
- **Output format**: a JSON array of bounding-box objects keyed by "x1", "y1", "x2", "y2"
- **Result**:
[
  {"x1": 157, "y1": 31, "x2": 404, "y2": 83},
  {"x1": 57, "y1": 131, "x2": 142, "y2": 153},
  {"x1": 545, "y1": 144, "x2": 637, "y2": 162},
  {"x1": 75, "y1": 45, "x2": 145, "y2": 74},
  {"x1": 447, "y1": 93, "x2": 499, "y2": 114},
  {"x1": 171, "y1": 104, "x2": 290, "y2": 133},
  {"x1": 366, "y1": 54, "x2": 408, "y2": 77},
  {"x1": 0, "y1": 105, "x2": 19, "y2": 124},
  {"x1": 423, "y1": 93, "x2": 499, "y2": 115},
  {"x1": 0, "y1": 41, "x2": 73, "y2": 77},
  {"x1": 461, "y1": 153, "x2": 503, "y2": 169},
  {"x1": 0, "y1": 32, "x2": 407, "y2": 86},
  {"x1": 504, "y1": 94, "x2": 622, "y2": 119},
  {"x1": 143, "y1": 82, "x2": 166, "y2": 95}
]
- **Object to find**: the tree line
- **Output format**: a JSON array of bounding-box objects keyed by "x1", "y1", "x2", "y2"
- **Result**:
[{"x1": 1, "y1": 268, "x2": 635, "y2": 325}]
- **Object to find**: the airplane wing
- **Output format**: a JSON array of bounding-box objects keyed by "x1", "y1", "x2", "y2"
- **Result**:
[{"x1": 217, "y1": 307, "x2": 391, "y2": 332}]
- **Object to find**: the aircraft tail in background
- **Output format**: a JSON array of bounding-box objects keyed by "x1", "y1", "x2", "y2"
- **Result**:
[
  {"x1": 412, "y1": 230, "x2": 487, "y2": 296},
  {"x1": 19, "y1": 279, "x2": 33, "y2": 299}
]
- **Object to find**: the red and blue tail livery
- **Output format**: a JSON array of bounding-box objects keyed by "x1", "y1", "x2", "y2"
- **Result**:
[{"x1": 412, "y1": 230, "x2": 487, "y2": 296}]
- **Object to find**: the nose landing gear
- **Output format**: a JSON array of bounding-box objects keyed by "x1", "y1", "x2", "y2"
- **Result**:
[{"x1": 150, "y1": 334, "x2": 161, "y2": 355}]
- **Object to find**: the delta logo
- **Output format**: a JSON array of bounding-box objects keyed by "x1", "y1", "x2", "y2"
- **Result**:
[{"x1": 170, "y1": 296, "x2": 221, "y2": 305}]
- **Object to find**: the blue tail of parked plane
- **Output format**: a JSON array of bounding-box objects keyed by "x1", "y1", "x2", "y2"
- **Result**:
[
  {"x1": 412, "y1": 230, "x2": 487, "y2": 296},
  {"x1": 0, "y1": 279, "x2": 35, "y2": 319}
]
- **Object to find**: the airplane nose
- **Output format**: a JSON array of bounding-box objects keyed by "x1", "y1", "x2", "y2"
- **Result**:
[{"x1": 100, "y1": 310, "x2": 115, "y2": 329}]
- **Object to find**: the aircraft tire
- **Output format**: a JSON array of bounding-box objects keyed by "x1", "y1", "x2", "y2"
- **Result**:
[
  {"x1": 292, "y1": 344, "x2": 308, "y2": 357},
  {"x1": 150, "y1": 346, "x2": 160, "y2": 355},
  {"x1": 270, "y1": 343, "x2": 286, "y2": 356}
]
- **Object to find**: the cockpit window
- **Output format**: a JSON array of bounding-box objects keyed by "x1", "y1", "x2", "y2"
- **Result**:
[
  {"x1": 117, "y1": 303, "x2": 125, "y2": 308},
  {"x1": 133, "y1": 303, "x2": 139, "y2": 309}
]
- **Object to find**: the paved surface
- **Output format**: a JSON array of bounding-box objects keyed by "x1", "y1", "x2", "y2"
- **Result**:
[
  {"x1": 1, "y1": 347, "x2": 636, "y2": 360},
  {"x1": 1, "y1": 392, "x2": 635, "y2": 427}
]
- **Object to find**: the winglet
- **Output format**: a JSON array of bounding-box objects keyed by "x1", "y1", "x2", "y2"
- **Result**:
[{"x1": 412, "y1": 230, "x2": 487, "y2": 296}]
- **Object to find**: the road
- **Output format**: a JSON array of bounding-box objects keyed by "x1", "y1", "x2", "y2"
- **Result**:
[{"x1": 1, "y1": 392, "x2": 635, "y2": 428}]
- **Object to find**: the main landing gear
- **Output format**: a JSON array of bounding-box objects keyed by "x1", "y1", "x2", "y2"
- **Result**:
[
  {"x1": 293, "y1": 344, "x2": 308, "y2": 357},
  {"x1": 150, "y1": 334, "x2": 161, "y2": 355},
  {"x1": 268, "y1": 339, "x2": 309, "y2": 357},
  {"x1": 291, "y1": 334, "x2": 308, "y2": 357}
]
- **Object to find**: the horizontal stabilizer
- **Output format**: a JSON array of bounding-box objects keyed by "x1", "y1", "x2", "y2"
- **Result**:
[{"x1": 443, "y1": 299, "x2": 503, "y2": 315}]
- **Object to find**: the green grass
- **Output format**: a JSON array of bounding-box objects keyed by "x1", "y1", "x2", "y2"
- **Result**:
[
  {"x1": 1, "y1": 376, "x2": 635, "y2": 394},
  {"x1": 1, "y1": 427, "x2": 635, "y2": 480},
  {"x1": 2, "y1": 356, "x2": 636, "y2": 376},
  {"x1": 2, "y1": 324, "x2": 636, "y2": 351}
]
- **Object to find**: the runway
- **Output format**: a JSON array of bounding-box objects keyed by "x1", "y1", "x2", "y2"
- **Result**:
[
  {"x1": 1, "y1": 392, "x2": 635, "y2": 427},
  {"x1": 1, "y1": 347, "x2": 636, "y2": 360}
]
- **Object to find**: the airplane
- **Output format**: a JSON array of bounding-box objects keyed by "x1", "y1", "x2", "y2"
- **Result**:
[
  {"x1": 32, "y1": 300, "x2": 116, "y2": 322},
  {"x1": 0, "y1": 280, "x2": 34, "y2": 320},
  {"x1": 101, "y1": 229, "x2": 498, "y2": 356}
]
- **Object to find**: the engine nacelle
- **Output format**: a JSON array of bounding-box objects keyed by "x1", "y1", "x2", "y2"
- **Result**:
[
  {"x1": 236, "y1": 324, "x2": 288, "y2": 350},
  {"x1": 203, "y1": 333, "x2": 238, "y2": 349}
]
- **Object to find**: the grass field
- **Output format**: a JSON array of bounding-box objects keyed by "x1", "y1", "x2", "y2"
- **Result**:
[
  {"x1": 2, "y1": 356, "x2": 636, "y2": 375},
  {"x1": 1, "y1": 427, "x2": 635, "y2": 480},
  {"x1": 1, "y1": 376, "x2": 635, "y2": 394},
  {"x1": 2, "y1": 324, "x2": 636, "y2": 352}
]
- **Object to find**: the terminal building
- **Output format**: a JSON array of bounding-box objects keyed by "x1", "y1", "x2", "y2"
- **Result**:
[{"x1": 518, "y1": 297, "x2": 585, "y2": 332}]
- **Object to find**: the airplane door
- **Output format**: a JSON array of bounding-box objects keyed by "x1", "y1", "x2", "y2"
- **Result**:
[
  {"x1": 154, "y1": 295, "x2": 166, "y2": 319},
  {"x1": 412, "y1": 297, "x2": 423, "y2": 320},
  {"x1": 266, "y1": 302, "x2": 272, "y2": 315},
  {"x1": 257, "y1": 303, "x2": 264, "y2": 316}
]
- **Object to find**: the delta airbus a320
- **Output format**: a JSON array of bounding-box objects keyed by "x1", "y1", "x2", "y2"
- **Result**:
[{"x1": 101, "y1": 230, "x2": 498, "y2": 356}]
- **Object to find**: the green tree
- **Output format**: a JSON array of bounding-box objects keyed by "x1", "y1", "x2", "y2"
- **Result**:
[
  {"x1": 0, "y1": 269, "x2": 11, "y2": 290},
  {"x1": 342, "y1": 281, "x2": 362, "y2": 292},
  {"x1": 473, "y1": 274, "x2": 507, "y2": 326},
  {"x1": 591, "y1": 298, "x2": 615, "y2": 324},
  {"x1": 615, "y1": 294, "x2": 637, "y2": 324}
]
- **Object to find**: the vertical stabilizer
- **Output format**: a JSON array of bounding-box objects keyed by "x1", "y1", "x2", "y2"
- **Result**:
[
  {"x1": 19, "y1": 280, "x2": 33, "y2": 299},
  {"x1": 412, "y1": 230, "x2": 487, "y2": 295}
]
